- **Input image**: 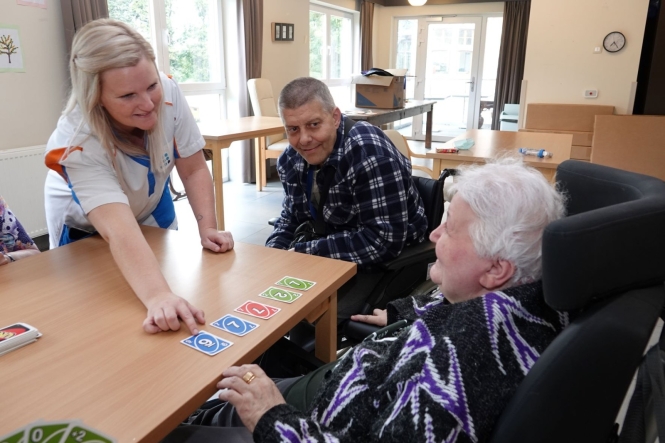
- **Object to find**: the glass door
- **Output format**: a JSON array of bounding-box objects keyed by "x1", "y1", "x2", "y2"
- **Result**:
[{"x1": 395, "y1": 16, "x2": 502, "y2": 142}]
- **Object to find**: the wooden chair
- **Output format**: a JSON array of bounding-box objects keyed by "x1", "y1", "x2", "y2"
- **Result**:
[
  {"x1": 247, "y1": 78, "x2": 289, "y2": 189},
  {"x1": 383, "y1": 129, "x2": 436, "y2": 179}
]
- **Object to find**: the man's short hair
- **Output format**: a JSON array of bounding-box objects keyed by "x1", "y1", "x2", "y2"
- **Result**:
[
  {"x1": 450, "y1": 157, "x2": 566, "y2": 285},
  {"x1": 278, "y1": 77, "x2": 336, "y2": 115}
]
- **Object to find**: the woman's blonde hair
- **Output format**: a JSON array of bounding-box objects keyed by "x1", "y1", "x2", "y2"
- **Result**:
[{"x1": 65, "y1": 18, "x2": 168, "y2": 173}]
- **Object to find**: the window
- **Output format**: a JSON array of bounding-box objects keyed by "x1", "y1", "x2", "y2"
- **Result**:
[
  {"x1": 458, "y1": 29, "x2": 473, "y2": 46},
  {"x1": 109, "y1": 0, "x2": 225, "y2": 122},
  {"x1": 309, "y1": 2, "x2": 358, "y2": 106},
  {"x1": 458, "y1": 51, "x2": 471, "y2": 73}
]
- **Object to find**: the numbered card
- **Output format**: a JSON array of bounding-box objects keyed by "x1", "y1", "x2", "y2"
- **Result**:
[
  {"x1": 0, "y1": 427, "x2": 26, "y2": 443},
  {"x1": 61, "y1": 422, "x2": 116, "y2": 443},
  {"x1": 181, "y1": 331, "x2": 233, "y2": 356},
  {"x1": 235, "y1": 301, "x2": 280, "y2": 320},
  {"x1": 24, "y1": 420, "x2": 72, "y2": 443},
  {"x1": 259, "y1": 287, "x2": 302, "y2": 304},
  {"x1": 211, "y1": 315, "x2": 259, "y2": 337},
  {"x1": 275, "y1": 276, "x2": 316, "y2": 291}
]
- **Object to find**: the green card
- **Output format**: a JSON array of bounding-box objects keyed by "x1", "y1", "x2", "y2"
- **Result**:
[
  {"x1": 62, "y1": 425, "x2": 115, "y2": 443},
  {"x1": 275, "y1": 276, "x2": 316, "y2": 291},
  {"x1": 26, "y1": 421, "x2": 72, "y2": 443},
  {"x1": 0, "y1": 428, "x2": 25, "y2": 443},
  {"x1": 260, "y1": 287, "x2": 303, "y2": 304}
]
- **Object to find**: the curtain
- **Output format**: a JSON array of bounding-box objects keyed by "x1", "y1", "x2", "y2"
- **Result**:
[
  {"x1": 360, "y1": 1, "x2": 374, "y2": 71},
  {"x1": 61, "y1": 0, "x2": 109, "y2": 56},
  {"x1": 238, "y1": 0, "x2": 263, "y2": 183},
  {"x1": 491, "y1": 0, "x2": 531, "y2": 130}
]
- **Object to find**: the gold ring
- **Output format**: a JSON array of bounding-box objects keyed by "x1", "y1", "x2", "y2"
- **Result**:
[{"x1": 242, "y1": 371, "x2": 256, "y2": 384}]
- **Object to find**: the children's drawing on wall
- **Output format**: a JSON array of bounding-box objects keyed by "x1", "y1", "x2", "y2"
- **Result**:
[
  {"x1": 17, "y1": 0, "x2": 47, "y2": 8},
  {"x1": 0, "y1": 26, "x2": 25, "y2": 72}
]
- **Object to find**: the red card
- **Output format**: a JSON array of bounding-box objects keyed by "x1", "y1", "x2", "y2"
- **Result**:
[{"x1": 235, "y1": 301, "x2": 281, "y2": 320}]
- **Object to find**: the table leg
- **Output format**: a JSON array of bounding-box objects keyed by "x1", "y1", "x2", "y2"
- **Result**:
[
  {"x1": 211, "y1": 143, "x2": 225, "y2": 231},
  {"x1": 432, "y1": 158, "x2": 442, "y2": 178},
  {"x1": 254, "y1": 138, "x2": 263, "y2": 192},
  {"x1": 425, "y1": 108, "x2": 433, "y2": 150},
  {"x1": 260, "y1": 137, "x2": 268, "y2": 189},
  {"x1": 315, "y1": 291, "x2": 337, "y2": 363}
]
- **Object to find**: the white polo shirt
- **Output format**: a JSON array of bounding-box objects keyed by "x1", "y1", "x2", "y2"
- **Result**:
[{"x1": 44, "y1": 73, "x2": 205, "y2": 248}]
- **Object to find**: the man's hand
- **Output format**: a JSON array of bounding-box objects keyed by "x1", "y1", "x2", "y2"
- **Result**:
[
  {"x1": 218, "y1": 364, "x2": 286, "y2": 433},
  {"x1": 143, "y1": 293, "x2": 205, "y2": 335},
  {"x1": 350, "y1": 308, "x2": 388, "y2": 327},
  {"x1": 200, "y1": 229, "x2": 234, "y2": 253}
]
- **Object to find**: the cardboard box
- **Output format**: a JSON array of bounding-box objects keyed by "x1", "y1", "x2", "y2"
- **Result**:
[
  {"x1": 571, "y1": 145, "x2": 592, "y2": 161},
  {"x1": 353, "y1": 68, "x2": 407, "y2": 109},
  {"x1": 524, "y1": 103, "x2": 615, "y2": 132}
]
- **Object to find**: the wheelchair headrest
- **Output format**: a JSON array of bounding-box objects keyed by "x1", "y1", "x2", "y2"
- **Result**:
[
  {"x1": 542, "y1": 160, "x2": 665, "y2": 311},
  {"x1": 412, "y1": 172, "x2": 448, "y2": 235}
]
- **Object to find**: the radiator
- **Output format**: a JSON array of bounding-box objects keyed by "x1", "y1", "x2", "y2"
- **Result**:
[{"x1": 0, "y1": 145, "x2": 48, "y2": 238}]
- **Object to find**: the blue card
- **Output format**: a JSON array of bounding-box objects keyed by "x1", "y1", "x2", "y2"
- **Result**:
[
  {"x1": 181, "y1": 331, "x2": 233, "y2": 356},
  {"x1": 211, "y1": 314, "x2": 259, "y2": 337}
]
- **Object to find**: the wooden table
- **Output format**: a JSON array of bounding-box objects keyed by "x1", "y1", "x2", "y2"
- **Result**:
[
  {"x1": 425, "y1": 129, "x2": 573, "y2": 182},
  {"x1": 0, "y1": 227, "x2": 355, "y2": 442},
  {"x1": 344, "y1": 100, "x2": 436, "y2": 149},
  {"x1": 198, "y1": 116, "x2": 285, "y2": 230}
]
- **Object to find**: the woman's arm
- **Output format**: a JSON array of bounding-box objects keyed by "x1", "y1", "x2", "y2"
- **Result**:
[
  {"x1": 174, "y1": 151, "x2": 234, "y2": 252},
  {"x1": 87, "y1": 202, "x2": 205, "y2": 334}
]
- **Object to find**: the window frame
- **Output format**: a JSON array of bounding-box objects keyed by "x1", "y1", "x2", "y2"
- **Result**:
[{"x1": 309, "y1": 1, "x2": 360, "y2": 87}]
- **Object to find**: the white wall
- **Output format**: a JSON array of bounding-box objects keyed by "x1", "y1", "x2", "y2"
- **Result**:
[
  {"x1": 372, "y1": 2, "x2": 504, "y2": 68},
  {"x1": 262, "y1": 0, "x2": 310, "y2": 100},
  {"x1": 523, "y1": 0, "x2": 650, "y2": 115},
  {"x1": 0, "y1": 0, "x2": 68, "y2": 151}
]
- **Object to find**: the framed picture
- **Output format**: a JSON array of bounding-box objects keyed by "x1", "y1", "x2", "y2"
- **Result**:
[
  {"x1": 272, "y1": 22, "x2": 294, "y2": 42},
  {"x1": 0, "y1": 25, "x2": 25, "y2": 72}
]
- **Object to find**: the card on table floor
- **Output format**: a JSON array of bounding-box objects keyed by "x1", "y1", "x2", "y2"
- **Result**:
[
  {"x1": 211, "y1": 315, "x2": 259, "y2": 337},
  {"x1": 0, "y1": 323, "x2": 41, "y2": 356},
  {"x1": 24, "y1": 420, "x2": 73, "y2": 443},
  {"x1": 259, "y1": 287, "x2": 302, "y2": 304},
  {"x1": 235, "y1": 301, "x2": 280, "y2": 320},
  {"x1": 181, "y1": 331, "x2": 233, "y2": 356},
  {"x1": 275, "y1": 276, "x2": 316, "y2": 291},
  {"x1": 61, "y1": 422, "x2": 116, "y2": 443}
]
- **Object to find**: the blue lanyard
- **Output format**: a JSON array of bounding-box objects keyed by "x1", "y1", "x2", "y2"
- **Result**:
[{"x1": 306, "y1": 166, "x2": 318, "y2": 220}]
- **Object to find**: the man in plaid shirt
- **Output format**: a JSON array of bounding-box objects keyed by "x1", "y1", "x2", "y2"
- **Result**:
[{"x1": 265, "y1": 77, "x2": 428, "y2": 320}]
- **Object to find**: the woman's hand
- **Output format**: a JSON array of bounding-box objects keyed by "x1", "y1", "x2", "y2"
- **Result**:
[
  {"x1": 143, "y1": 292, "x2": 205, "y2": 335},
  {"x1": 200, "y1": 228, "x2": 234, "y2": 253},
  {"x1": 0, "y1": 253, "x2": 8, "y2": 266},
  {"x1": 350, "y1": 308, "x2": 388, "y2": 327},
  {"x1": 217, "y1": 364, "x2": 286, "y2": 433}
]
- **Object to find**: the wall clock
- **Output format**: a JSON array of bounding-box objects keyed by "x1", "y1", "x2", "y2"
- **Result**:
[{"x1": 603, "y1": 31, "x2": 626, "y2": 53}]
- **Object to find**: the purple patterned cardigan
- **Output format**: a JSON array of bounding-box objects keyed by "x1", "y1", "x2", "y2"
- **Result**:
[{"x1": 254, "y1": 282, "x2": 568, "y2": 443}]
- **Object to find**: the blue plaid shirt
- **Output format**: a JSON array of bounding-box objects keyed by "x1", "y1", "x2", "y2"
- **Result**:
[{"x1": 265, "y1": 118, "x2": 428, "y2": 270}]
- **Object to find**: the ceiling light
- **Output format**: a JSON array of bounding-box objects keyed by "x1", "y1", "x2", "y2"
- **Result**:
[{"x1": 408, "y1": 0, "x2": 427, "y2": 5}]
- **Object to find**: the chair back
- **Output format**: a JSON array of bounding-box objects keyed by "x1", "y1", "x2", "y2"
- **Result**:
[
  {"x1": 489, "y1": 160, "x2": 665, "y2": 443},
  {"x1": 383, "y1": 129, "x2": 436, "y2": 179},
  {"x1": 247, "y1": 78, "x2": 285, "y2": 144},
  {"x1": 412, "y1": 172, "x2": 447, "y2": 236}
]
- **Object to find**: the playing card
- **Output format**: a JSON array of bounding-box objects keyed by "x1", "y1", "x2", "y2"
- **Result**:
[
  {"x1": 259, "y1": 287, "x2": 302, "y2": 304},
  {"x1": 210, "y1": 315, "x2": 259, "y2": 337},
  {"x1": 0, "y1": 425, "x2": 26, "y2": 443},
  {"x1": 235, "y1": 301, "x2": 280, "y2": 320},
  {"x1": 61, "y1": 422, "x2": 116, "y2": 443},
  {"x1": 275, "y1": 276, "x2": 316, "y2": 291},
  {"x1": 24, "y1": 420, "x2": 73, "y2": 443},
  {"x1": 0, "y1": 323, "x2": 40, "y2": 356},
  {"x1": 181, "y1": 331, "x2": 233, "y2": 356}
]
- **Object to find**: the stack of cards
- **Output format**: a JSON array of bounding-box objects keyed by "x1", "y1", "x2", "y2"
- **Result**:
[
  {"x1": 0, "y1": 323, "x2": 41, "y2": 357},
  {"x1": 179, "y1": 276, "x2": 317, "y2": 356},
  {"x1": 0, "y1": 420, "x2": 115, "y2": 443}
]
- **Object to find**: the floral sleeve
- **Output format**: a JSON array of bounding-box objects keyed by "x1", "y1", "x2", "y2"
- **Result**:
[{"x1": 0, "y1": 196, "x2": 38, "y2": 253}]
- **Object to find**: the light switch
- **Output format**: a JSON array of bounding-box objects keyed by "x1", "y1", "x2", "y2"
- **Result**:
[
  {"x1": 593, "y1": 47, "x2": 602, "y2": 54},
  {"x1": 584, "y1": 89, "x2": 598, "y2": 98}
]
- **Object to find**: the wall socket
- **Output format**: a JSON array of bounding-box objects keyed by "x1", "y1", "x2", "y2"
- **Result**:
[{"x1": 584, "y1": 89, "x2": 598, "y2": 98}]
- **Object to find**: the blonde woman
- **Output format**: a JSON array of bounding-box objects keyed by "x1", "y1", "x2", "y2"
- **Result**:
[{"x1": 44, "y1": 19, "x2": 233, "y2": 335}]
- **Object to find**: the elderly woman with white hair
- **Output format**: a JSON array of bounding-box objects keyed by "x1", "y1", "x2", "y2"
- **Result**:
[
  {"x1": 44, "y1": 19, "x2": 233, "y2": 335},
  {"x1": 165, "y1": 158, "x2": 569, "y2": 443}
]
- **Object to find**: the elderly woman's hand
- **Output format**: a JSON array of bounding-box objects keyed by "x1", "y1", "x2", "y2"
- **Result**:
[
  {"x1": 217, "y1": 364, "x2": 286, "y2": 433},
  {"x1": 350, "y1": 308, "x2": 388, "y2": 327}
]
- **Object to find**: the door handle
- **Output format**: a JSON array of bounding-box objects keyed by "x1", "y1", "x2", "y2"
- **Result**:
[{"x1": 466, "y1": 76, "x2": 475, "y2": 93}]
